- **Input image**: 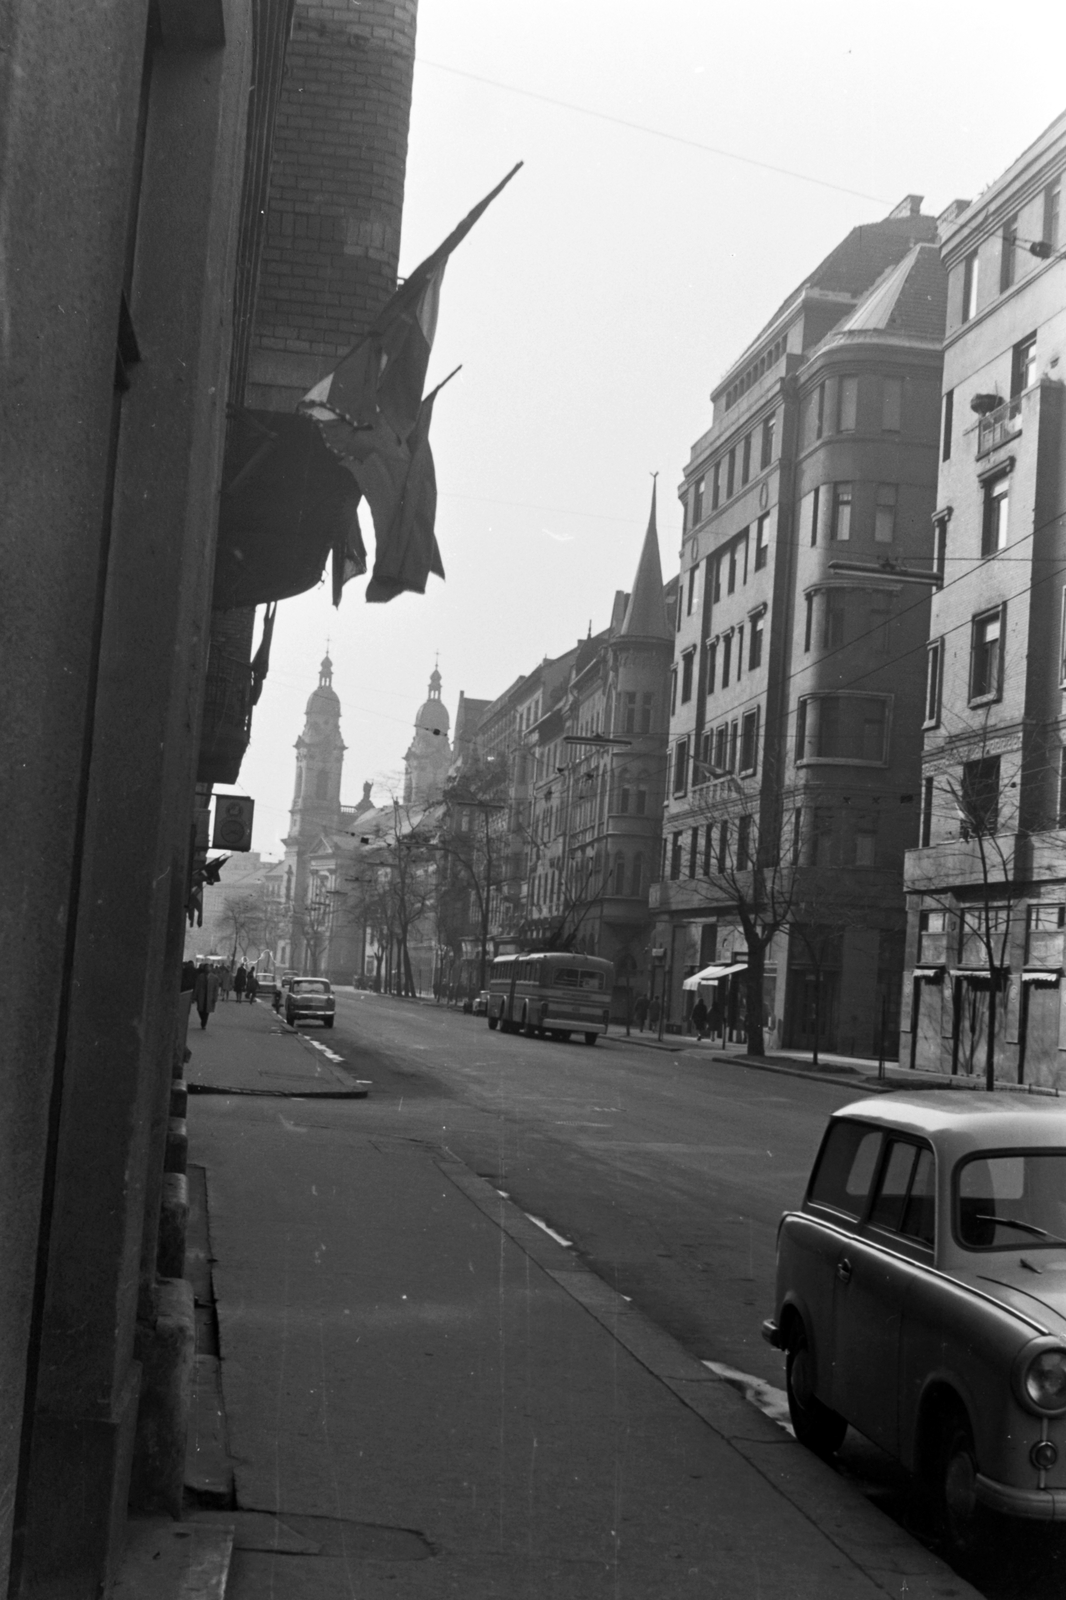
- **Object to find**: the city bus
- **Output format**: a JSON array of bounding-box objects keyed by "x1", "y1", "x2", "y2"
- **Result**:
[{"x1": 486, "y1": 952, "x2": 615, "y2": 1045}]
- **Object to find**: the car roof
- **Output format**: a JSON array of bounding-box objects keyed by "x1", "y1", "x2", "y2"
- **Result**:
[{"x1": 833, "y1": 1090, "x2": 1066, "y2": 1150}]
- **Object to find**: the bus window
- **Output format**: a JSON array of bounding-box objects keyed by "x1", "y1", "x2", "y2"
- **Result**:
[{"x1": 553, "y1": 967, "x2": 605, "y2": 992}]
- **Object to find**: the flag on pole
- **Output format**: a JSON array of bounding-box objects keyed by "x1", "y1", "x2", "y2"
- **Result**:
[
  {"x1": 366, "y1": 375, "x2": 453, "y2": 603},
  {"x1": 299, "y1": 163, "x2": 522, "y2": 603}
]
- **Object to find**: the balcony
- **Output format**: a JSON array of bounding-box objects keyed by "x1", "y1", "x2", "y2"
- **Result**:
[
  {"x1": 976, "y1": 395, "x2": 1022, "y2": 458},
  {"x1": 197, "y1": 651, "x2": 253, "y2": 785}
]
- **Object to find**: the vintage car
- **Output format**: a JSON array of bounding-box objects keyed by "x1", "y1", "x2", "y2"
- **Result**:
[
  {"x1": 763, "y1": 1092, "x2": 1066, "y2": 1553},
  {"x1": 472, "y1": 991, "x2": 489, "y2": 1017},
  {"x1": 284, "y1": 977, "x2": 336, "y2": 1028}
]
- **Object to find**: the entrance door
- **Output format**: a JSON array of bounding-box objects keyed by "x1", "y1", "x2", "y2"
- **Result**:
[{"x1": 1022, "y1": 982, "x2": 1062, "y2": 1088}]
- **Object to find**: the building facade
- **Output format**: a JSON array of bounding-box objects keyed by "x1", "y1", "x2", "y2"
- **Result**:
[
  {"x1": 902, "y1": 113, "x2": 1066, "y2": 1085},
  {"x1": 657, "y1": 199, "x2": 946, "y2": 1054}
]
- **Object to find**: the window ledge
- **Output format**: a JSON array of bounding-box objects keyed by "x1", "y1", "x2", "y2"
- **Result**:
[{"x1": 967, "y1": 692, "x2": 1001, "y2": 709}]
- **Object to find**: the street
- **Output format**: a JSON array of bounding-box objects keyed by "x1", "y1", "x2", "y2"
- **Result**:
[{"x1": 299, "y1": 988, "x2": 1066, "y2": 1599}]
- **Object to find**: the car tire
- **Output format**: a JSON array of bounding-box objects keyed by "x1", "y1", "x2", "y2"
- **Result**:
[
  {"x1": 785, "y1": 1323, "x2": 847, "y2": 1458},
  {"x1": 584, "y1": 1032, "x2": 598, "y2": 1046},
  {"x1": 934, "y1": 1410, "x2": 983, "y2": 1560},
  {"x1": 487, "y1": 1016, "x2": 498, "y2": 1030}
]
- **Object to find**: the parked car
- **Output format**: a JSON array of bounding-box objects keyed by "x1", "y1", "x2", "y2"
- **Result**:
[
  {"x1": 284, "y1": 977, "x2": 336, "y2": 1028},
  {"x1": 764, "y1": 1092, "x2": 1066, "y2": 1554},
  {"x1": 472, "y1": 991, "x2": 489, "y2": 1016}
]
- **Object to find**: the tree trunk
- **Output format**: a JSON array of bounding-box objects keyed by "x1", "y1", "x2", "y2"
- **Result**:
[
  {"x1": 985, "y1": 977, "x2": 996, "y2": 1093},
  {"x1": 811, "y1": 970, "x2": 821, "y2": 1069},
  {"x1": 744, "y1": 943, "x2": 765, "y2": 1056}
]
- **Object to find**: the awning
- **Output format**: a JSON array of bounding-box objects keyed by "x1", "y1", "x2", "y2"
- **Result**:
[
  {"x1": 1022, "y1": 969, "x2": 1062, "y2": 985},
  {"x1": 212, "y1": 410, "x2": 365, "y2": 609},
  {"x1": 913, "y1": 966, "x2": 945, "y2": 980},
  {"x1": 682, "y1": 962, "x2": 748, "y2": 990}
]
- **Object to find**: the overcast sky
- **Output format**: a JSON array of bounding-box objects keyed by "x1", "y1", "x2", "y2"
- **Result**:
[{"x1": 232, "y1": 0, "x2": 1065, "y2": 859}]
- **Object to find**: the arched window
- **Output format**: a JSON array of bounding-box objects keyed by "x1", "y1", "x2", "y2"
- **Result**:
[
  {"x1": 613, "y1": 852, "x2": 626, "y2": 894},
  {"x1": 630, "y1": 854, "x2": 643, "y2": 897}
]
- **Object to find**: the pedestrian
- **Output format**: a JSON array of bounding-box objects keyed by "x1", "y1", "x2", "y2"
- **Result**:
[
  {"x1": 647, "y1": 994, "x2": 662, "y2": 1031},
  {"x1": 245, "y1": 970, "x2": 259, "y2": 1004},
  {"x1": 633, "y1": 994, "x2": 649, "y2": 1032},
  {"x1": 193, "y1": 963, "x2": 220, "y2": 1030},
  {"x1": 233, "y1": 964, "x2": 247, "y2": 1002},
  {"x1": 219, "y1": 966, "x2": 232, "y2": 1002},
  {"x1": 691, "y1": 995, "x2": 709, "y2": 1040}
]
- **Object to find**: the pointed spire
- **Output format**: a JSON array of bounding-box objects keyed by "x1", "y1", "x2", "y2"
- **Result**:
[{"x1": 619, "y1": 478, "x2": 670, "y2": 640}]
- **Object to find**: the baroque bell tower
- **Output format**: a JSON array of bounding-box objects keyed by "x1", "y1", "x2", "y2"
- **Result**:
[{"x1": 287, "y1": 653, "x2": 346, "y2": 841}]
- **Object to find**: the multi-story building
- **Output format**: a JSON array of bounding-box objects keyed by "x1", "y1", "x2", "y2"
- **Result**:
[
  {"x1": 657, "y1": 199, "x2": 947, "y2": 1054},
  {"x1": 902, "y1": 112, "x2": 1066, "y2": 1085}
]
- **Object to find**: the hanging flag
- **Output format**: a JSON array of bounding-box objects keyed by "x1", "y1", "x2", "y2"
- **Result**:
[{"x1": 299, "y1": 164, "x2": 522, "y2": 602}]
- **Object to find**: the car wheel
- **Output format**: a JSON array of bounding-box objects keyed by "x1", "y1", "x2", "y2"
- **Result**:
[
  {"x1": 487, "y1": 1016, "x2": 498, "y2": 1030},
  {"x1": 523, "y1": 1011, "x2": 538, "y2": 1038},
  {"x1": 785, "y1": 1323, "x2": 847, "y2": 1458},
  {"x1": 584, "y1": 1032, "x2": 598, "y2": 1046},
  {"x1": 935, "y1": 1411, "x2": 983, "y2": 1559}
]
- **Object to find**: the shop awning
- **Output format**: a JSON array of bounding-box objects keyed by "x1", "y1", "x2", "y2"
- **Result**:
[
  {"x1": 683, "y1": 962, "x2": 748, "y2": 990},
  {"x1": 913, "y1": 966, "x2": 945, "y2": 980},
  {"x1": 1022, "y1": 969, "x2": 1062, "y2": 985}
]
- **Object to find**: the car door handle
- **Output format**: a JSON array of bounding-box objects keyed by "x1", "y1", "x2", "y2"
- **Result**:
[{"x1": 836, "y1": 1257, "x2": 852, "y2": 1285}]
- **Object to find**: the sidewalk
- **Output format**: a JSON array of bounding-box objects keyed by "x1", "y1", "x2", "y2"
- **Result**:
[{"x1": 174, "y1": 1001, "x2": 981, "y2": 1599}]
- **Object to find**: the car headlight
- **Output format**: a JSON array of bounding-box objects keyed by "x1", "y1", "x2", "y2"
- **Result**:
[{"x1": 1013, "y1": 1339, "x2": 1066, "y2": 1416}]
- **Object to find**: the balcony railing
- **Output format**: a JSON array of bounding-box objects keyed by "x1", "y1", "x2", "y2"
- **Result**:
[{"x1": 977, "y1": 394, "x2": 1022, "y2": 457}]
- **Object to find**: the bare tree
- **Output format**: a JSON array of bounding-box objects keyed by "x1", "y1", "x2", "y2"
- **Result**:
[
  {"x1": 436, "y1": 757, "x2": 510, "y2": 992},
  {"x1": 217, "y1": 889, "x2": 267, "y2": 963}
]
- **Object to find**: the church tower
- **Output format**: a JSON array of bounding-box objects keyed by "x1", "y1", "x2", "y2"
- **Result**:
[
  {"x1": 287, "y1": 654, "x2": 346, "y2": 841},
  {"x1": 404, "y1": 666, "x2": 452, "y2": 806}
]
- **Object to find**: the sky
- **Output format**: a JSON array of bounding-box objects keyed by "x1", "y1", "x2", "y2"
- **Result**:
[{"x1": 231, "y1": 0, "x2": 1066, "y2": 860}]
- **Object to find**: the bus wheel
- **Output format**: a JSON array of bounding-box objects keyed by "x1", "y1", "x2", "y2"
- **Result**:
[
  {"x1": 584, "y1": 1032, "x2": 599, "y2": 1046},
  {"x1": 558, "y1": 1031, "x2": 572, "y2": 1043},
  {"x1": 487, "y1": 1017, "x2": 498, "y2": 1030}
]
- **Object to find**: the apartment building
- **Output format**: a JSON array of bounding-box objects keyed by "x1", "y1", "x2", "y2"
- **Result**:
[
  {"x1": 656, "y1": 200, "x2": 946, "y2": 1054},
  {"x1": 902, "y1": 112, "x2": 1066, "y2": 1085}
]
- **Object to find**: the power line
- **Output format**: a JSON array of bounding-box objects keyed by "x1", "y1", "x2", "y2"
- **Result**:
[{"x1": 416, "y1": 59, "x2": 891, "y2": 207}]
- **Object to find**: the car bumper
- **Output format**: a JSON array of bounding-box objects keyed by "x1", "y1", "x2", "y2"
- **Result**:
[
  {"x1": 761, "y1": 1318, "x2": 782, "y2": 1349},
  {"x1": 976, "y1": 1475, "x2": 1066, "y2": 1520}
]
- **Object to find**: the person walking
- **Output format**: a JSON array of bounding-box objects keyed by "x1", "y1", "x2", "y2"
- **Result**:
[
  {"x1": 633, "y1": 994, "x2": 649, "y2": 1032},
  {"x1": 218, "y1": 966, "x2": 232, "y2": 1003},
  {"x1": 233, "y1": 963, "x2": 247, "y2": 1002},
  {"x1": 691, "y1": 995, "x2": 709, "y2": 1040},
  {"x1": 194, "y1": 964, "x2": 220, "y2": 1030},
  {"x1": 647, "y1": 994, "x2": 662, "y2": 1032},
  {"x1": 245, "y1": 970, "x2": 259, "y2": 1004}
]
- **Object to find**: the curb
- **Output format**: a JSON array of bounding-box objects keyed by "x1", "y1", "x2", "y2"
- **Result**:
[{"x1": 434, "y1": 1151, "x2": 983, "y2": 1600}]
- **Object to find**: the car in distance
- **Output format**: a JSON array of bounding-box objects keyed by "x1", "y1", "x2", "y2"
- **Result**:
[
  {"x1": 472, "y1": 991, "x2": 489, "y2": 1017},
  {"x1": 284, "y1": 977, "x2": 336, "y2": 1028},
  {"x1": 763, "y1": 1092, "x2": 1066, "y2": 1554}
]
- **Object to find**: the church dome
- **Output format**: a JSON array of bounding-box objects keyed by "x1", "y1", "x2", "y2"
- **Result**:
[
  {"x1": 305, "y1": 653, "x2": 340, "y2": 715},
  {"x1": 413, "y1": 665, "x2": 449, "y2": 737}
]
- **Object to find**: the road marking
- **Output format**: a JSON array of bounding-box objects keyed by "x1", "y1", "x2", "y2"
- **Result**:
[
  {"x1": 523, "y1": 1213, "x2": 573, "y2": 1248},
  {"x1": 701, "y1": 1359, "x2": 793, "y2": 1436}
]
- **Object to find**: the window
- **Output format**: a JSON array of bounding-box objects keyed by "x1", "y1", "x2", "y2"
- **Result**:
[
  {"x1": 941, "y1": 389, "x2": 953, "y2": 462},
  {"x1": 804, "y1": 593, "x2": 814, "y2": 653},
  {"x1": 960, "y1": 755, "x2": 1000, "y2": 836},
  {"x1": 810, "y1": 485, "x2": 820, "y2": 547},
  {"x1": 737, "y1": 814, "x2": 752, "y2": 870},
  {"x1": 792, "y1": 808, "x2": 803, "y2": 864},
  {"x1": 837, "y1": 375, "x2": 858, "y2": 432},
  {"x1": 881, "y1": 376, "x2": 903, "y2": 432},
  {"x1": 754, "y1": 513, "x2": 769, "y2": 570},
  {"x1": 749, "y1": 612, "x2": 764, "y2": 671},
  {"x1": 934, "y1": 513, "x2": 949, "y2": 580},
  {"x1": 712, "y1": 553, "x2": 723, "y2": 604},
  {"x1": 641, "y1": 691, "x2": 654, "y2": 733},
  {"x1": 726, "y1": 448, "x2": 736, "y2": 497},
  {"x1": 854, "y1": 825, "x2": 877, "y2": 868},
  {"x1": 957, "y1": 1152, "x2": 1066, "y2": 1253},
  {"x1": 869, "y1": 1142, "x2": 935, "y2": 1246},
  {"x1": 797, "y1": 694, "x2": 890, "y2": 763},
  {"x1": 670, "y1": 832, "x2": 682, "y2": 879},
  {"x1": 970, "y1": 607, "x2": 1003, "y2": 702},
  {"x1": 739, "y1": 707, "x2": 759, "y2": 773},
  {"x1": 981, "y1": 473, "x2": 1009, "y2": 556},
  {"x1": 670, "y1": 668, "x2": 677, "y2": 715},
  {"x1": 622, "y1": 690, "x2": 636, "y2": 733},
  {"x1": 736, "y1": 624, "x2": 744, "y2": 678},
  {"x1": 618, "y1": 783, "x2": 630, "y2": 815},
  {"x1": 962, "y1": 250, "x2": 979, "y2": 322},
  {"x1": 823, "y1": 589, "x2": 846, "y2": 649},
  {"x1": 711, "y1": 461, "x2": 721, "y2": 510},
  {"x1": 721, "y1": 631, "x2": 732, "y2": 688},
  {"x1": 613, "y1": 852, "x2": 626, "y2": 894},
  {"x1": 812, "y1": 807, "x2": 836, "y2": 866},
  {"x1": 635, "y1": 787, "x2": 647, "y2": 816},
  {"x1": 924, "y1": 640, "x2": 942, "y2": 727},
  {"x1": 761, "y1": 412, "x2": 775, "y2": 468},
  {"x1": 742, "y1": 432, "x2": 752, "y2": 485},
  {"x1": 680, "y1": 648, "x2": 695, "y2": 703},
  {"x1": 692, "y1": 475, "x2": 705, "y2": 525},
  {"x1": 1012, "y1": 333, "x2": 1037, "y2": 396},
  {"x1": 686, "y1": 563, "x2": 701, "y2": 615},
  {"x1": 920, "y1": 775, "x2": 934, "y2": 847},
  {"x1": 630, "y1": 854, "x2": 643, "y2": 897},
  {"x1": 673, "y1": 738, "x2": 689, "y2": 795},
  {"x1": 1000, "y1": 214, "x2": 1018, "y2": 293},
  {"x1": 713, "y1": 724, "x2": 728, "y2": 772},
  {"x1": 808, "y1": 1121, "x2": 882, "y2": 1219},
  {"x1": 1044, "y1": 181, "x2": 1061, "y2": 251},
  {"x1": 815, "y1": 381, "x2": 826, "y2": 440},
  {"x1": 728, "y1": 543, "x2": 738, "y2": 595},
  {"x1": 705, "y1": 638, "x2": 718, "y2": 695},
  {"x1": 874, "y1": 483, "x2": 897, "y2": 543},
  {"x1": 688, "y1": 828, "x2": 699, "y2": 878},
  {"x1": 716, "y1": 819, "x2": 729, "y2": 872},
  {"x1": 831, "y1": 483, "x2": 852, "y2": 542}
]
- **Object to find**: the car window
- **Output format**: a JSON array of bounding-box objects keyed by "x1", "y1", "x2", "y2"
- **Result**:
[
  {"x1": 957, "y1": 1152, "x2": 1066, "y2": 1250},
  {"x1": 868, "y1": 1140, "x2": 935, "y2": 1247},
  {"x1": 293, "y1": 980, "x2": 328, "y2": 994},
  {"x1": 808, "y1": 1123, "x2": 882, "y2": 1219}
]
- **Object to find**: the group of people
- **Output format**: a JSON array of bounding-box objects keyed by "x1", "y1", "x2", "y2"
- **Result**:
[
  {"x1": 630, "y1": 992, "x2": 723, "y2": 1039},
  {"x1": 185, "y1": 959, "x2": 262, "y2": 1031}
]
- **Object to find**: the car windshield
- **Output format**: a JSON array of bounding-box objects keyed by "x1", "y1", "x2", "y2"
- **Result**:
[
  {"x1": 956, "y1": 1152, "x2": 1066, "y2": 1250},
  {"x1": 293, "y1": 980, "x2": 329, "y2": 994}
]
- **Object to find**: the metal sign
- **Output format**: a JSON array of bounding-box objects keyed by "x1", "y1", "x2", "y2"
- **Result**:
[{"x1": 212, "y1": 795, "x2": 255, "y2": 851}]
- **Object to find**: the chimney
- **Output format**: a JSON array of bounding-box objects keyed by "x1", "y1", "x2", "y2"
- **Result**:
[{"x1": 887, "y1": 194, "x2": 924, "y2": 219}]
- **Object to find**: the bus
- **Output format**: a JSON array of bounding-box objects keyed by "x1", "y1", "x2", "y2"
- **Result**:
[{"x1": 486, "y1": 952, "x2": 615, "y2": 1045}]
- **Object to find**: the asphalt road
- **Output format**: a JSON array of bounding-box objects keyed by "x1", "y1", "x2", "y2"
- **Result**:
[{"x1": 303, "y1": 989, "x2": 1066, "y2": 1598}]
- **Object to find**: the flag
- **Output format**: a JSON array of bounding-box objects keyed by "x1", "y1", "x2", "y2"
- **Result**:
[{"x1": 366, "y1": 386, "x2": 446, "y2": 603}]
